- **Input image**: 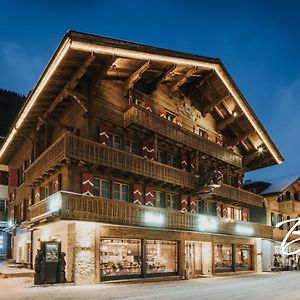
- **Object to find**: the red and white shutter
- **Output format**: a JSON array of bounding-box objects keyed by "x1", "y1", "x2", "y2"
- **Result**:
[
  {"x1": 242, "y1": 208, "x2": 248, "y2": 222},
  {"x1": 142, "y1": 141, "x2": 155, "y2": 160},
  {"x1": 9, "y1": 168, "x2": 18, "y2": 188},
  {"x1": 223, "y1": 204, "x2": 228, "y2": 218},
  {"x1": 189, "y1": 196, "x2": 197, "y2": 213},
  {"x1": 133, "y1": 183, "x2": 143, "y2": 205},
  {"x1": 159, "y1": 107, "x2": 167, "y2": 119},
  {"x1": 145, "y1": 186, "x2": 154, "y2": 206},
  {"x1": 145, "y1": 99, "x2": 153, "y2": 112},
  {"x1": 216, "y1": 136, "x2": 223, "y2": 146},
  {"x1": 99, "y1": 123, "x2": 109, "y2": 145},
  {"x1": 207, "y1": 134, "x2": 213, "y2": 142},
  {"x1": 216, "y1": 201, "x2": 222, "y2": 217},
  {"x1": 180, "y1": 153, "x2": 188, "y2": 171},
  {"x1": 180, "y1": 194, "x2": 188, "y2": 212},
  {"x1": 34, "y1": 187, "x2": 40, "y2": 204},
  {"x1": 176, "y1": 116, "x2": 182, "y2": 127},
  {"x1": 82, "y1": 173, "x2": 94, "y2": 197}
]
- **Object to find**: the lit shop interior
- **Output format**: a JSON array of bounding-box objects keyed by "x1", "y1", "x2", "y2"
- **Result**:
[
  {"x1": 100, "y1": 239, "x2": 178, "y2": 279},
  {"x1": 214, "y1": 244, "x2": 253, "y2": 272}
]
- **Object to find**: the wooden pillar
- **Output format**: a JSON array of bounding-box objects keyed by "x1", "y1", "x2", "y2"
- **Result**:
[
  {"x1": 179, "y1": 240, "x2": 186, "y2": 279},
  {"x1": 195, "y1": 151, "x2": 199, "y2": 173},
  {"x1": 154, "y1": 134, "x2": 158, "y2": 160}
]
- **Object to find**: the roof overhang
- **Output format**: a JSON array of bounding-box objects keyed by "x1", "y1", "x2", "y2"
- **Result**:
[{"x1": 0, "y1": 31, "x2": 284, "y2": 169}]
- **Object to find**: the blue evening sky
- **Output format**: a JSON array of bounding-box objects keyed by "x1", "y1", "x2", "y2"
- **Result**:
[{"x1": 0, "y1": 0, "x2": 299, "y2": 181}]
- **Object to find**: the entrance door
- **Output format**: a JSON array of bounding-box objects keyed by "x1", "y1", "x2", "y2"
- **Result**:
[{"x1": 185, "y1": 242, "x2": 202, "y2": 276}]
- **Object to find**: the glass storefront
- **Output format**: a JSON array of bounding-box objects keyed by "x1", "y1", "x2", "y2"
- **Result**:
[
  {"x1": 100, "y1": 239, "x2": 142, "y2": 278},
  {"x1": 214, "y1": 244, "x2": 232, "y2": 273},
  {"x1": 235, "y1": 244, "x2": 252, "y2": 271},
  {"x1": 100, "y1": 239, "x2": 178, "y2": 279},
  {"x1": 146, "y1": 240, "x2": 178, "y2": 274},
  {"x1": 214, "y1": 243, "x2": 253, "y2": 272}
]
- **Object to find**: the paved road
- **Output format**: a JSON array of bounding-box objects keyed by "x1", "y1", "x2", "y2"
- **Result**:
[{"x1": 0, "y1": 272, "x2": 300, "y2": 300}]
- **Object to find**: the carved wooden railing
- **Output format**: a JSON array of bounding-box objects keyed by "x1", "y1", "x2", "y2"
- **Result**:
[
  {"x1": 25, "y1": 134, "x2": 195, "y2": 188},
  {"x1": 124, "y1": 105, "x2": 242, "y2": 169},
  {"x1": 212, "y1": 183, "x2": 263, "y2": 207},
  {"x1": 29, "y1": 191, "x2": 273, "y2": 239}
]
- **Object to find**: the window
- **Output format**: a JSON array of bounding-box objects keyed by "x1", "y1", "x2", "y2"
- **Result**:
[
  {"x1": 114, "y1": 182, "x2": 129, "y2": 202},
  {"x1": 197, "y1": 200, "x2": 216, "y2": 216},
  {"x1": 294, "y1": 193, "x2": 299, "y2": 201},
  {"x1": 0, "y1": 235, "x2": 3, "y2": 249},
  {"x1": 154, "y1": 190, "x2": 164, "y2": 208},
  {"x1": 94, "y1": 178, "x2": 110, "y2": 198},
  {"x1": 133, "y1": 98, "x2": 144, "y2": 107},
  {"x1": 166, "y1": 111, "x2": 177, "y2": 122},
  {"x1": 0, "y1": 199, "x2": 5, "y2": 212},
  {"x1": 227, "y1": 206, "x2": 242, "y2": 221},
  {"x1": 167, "y1": 153, "x2": 177, "y2": 168},
  {"x1": 286, "y1": 191, "x2": 291, "y2": 200},
  {"x1": 0, "y1": 171, "x2": 8, "y2": 185},
  {"x1": 125, "y1": 139, "x2": 138, "y2": 155},
  {"x1": 271, "y1": 212, "x2": 276, "y2": 227},
  {"x1": 166, "y1": 193, "x2": 179, "y2": 210},
  {"x1": 157, "y1": 151, "x2": 166, "y2": 164},
  {"x1": 108, "y1": 133, "x2": 122, "y2": 149}
]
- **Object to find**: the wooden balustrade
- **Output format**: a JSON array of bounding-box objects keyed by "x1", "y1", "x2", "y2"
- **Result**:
[
  {"x1": 25, "y1": 134, "x2": 195, "y2": 188},
  {"x1": 211, "y1": 183, "x2": 263, "y2": 207},
  {"x1": 29, "y1": 191, "x2": 273, "y2": 239},
  {"x1": 124, "y1": 105, "x2": 242, "y2": 169}
]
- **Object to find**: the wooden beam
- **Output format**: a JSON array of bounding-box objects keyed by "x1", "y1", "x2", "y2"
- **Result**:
[
  {"x1": 188, "y1": 70, "x2": 215, "y2": 98},
  {"x1": 146, "y1": 64, "x2": 176, "y2": 94},
  {"x1": 226, "y1": 130, "x2": 256, "y2": 148},
  {"x1": 217, "y1": 112, "x2": 244, "y2": 131},
  {"x1": 37, "y1": 116, "x2": 74, "y2": 132},
  {"x1": 37, "y1": 53, "x2": 95, "y2": 129},
  {"x1": 169, "y1": 66, "x2": 198, "y2": 96},
  {"x1": 89, "y1": 56, "x2": 116, "y2": 94},
  {"x1": 66, "y1": 89, "x2": 88, "y2": 113},
  {"x1": 243, "y1": 150, "x2": 262, "y2": 165},
  {"x1": 124, "y1": 60, "x2": 151, "y2": 96},
  {"x1": 201, "y1": 93, "x2": 231, "y2": 117}
]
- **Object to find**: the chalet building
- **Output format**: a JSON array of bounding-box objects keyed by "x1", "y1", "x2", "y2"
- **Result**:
[
  {"x1": 0, "y1": 31, "x2": 284, "y2": 284},
  {"x1": 0, "y1": 165, "x2": 8, "y2": 259},
  {"x1": 245, "y1": 176, "x2": 300, "y2": 271}
]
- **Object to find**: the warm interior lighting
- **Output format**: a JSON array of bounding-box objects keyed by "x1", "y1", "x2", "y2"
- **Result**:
[
  {"x1": 258, "y1": 146, "x2": 264, "y2": 153},
  {"x1": 198, "y1": 215, "x2": 218, "y2": 232},
  {"x1": 232, "y1": 111, "x2": 238, "y2": 117}
]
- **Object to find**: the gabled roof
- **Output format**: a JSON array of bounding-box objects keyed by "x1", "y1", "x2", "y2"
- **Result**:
[
  {"x1": 261, "y1": 174, "x2": 300, "y2": 195},
  {"x1": 0, "y1": 30, "x2": 284, "y2": 170}
]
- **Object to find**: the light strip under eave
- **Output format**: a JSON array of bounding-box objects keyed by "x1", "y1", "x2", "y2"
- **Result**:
[
  {"x1": 70, "y1": 40, "x2": 283, "y2": 165},
  {"x1": 0, "y1": 38, "x2": 71, "y2": 161},
  {"x1": 214, "y1": 65, "x2": 283, "y2": 164}
]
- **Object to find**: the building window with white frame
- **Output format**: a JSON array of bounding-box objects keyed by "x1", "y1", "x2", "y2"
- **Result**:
[{"x1": 94, "y1": 178, "x2": 110, "y2": 199}]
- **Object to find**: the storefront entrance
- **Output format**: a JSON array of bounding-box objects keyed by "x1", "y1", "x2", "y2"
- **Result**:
[{"x1": 185, "y1": 242, "x2": 202, "y2": 276}]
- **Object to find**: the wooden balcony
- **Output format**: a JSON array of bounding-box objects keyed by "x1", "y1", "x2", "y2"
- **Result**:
[
  {"x1": 210, "y1": 183, "x2": 263, "y2": 207},
  {"x1": 124, "y1": 105, "x2": 242, "y2": 169},
  {"x1": 25, "y1": 134, "x2": 195, "y2": 188},
  {"x1": 29, "y1": 191, "x2": 273, "y2": 239}
]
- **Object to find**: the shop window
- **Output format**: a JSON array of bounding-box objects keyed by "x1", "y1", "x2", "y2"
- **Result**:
[
  {"x1": 0, "y1": 235, "x2": 3, "y2": 249},
  {"x1": 214, "y1": 244, "x2": 232, "y2": 273},
  {"x1": 167, "y1": 153, "x2": 178, "y2": 168},
  {"x1": 125, "y1": 139, "x2": 138, "y2": 155},
  {"x1": 154, "y1": 190, "x2": 165, "y2": 208},
  {"x1": 108, "y1": 133, "x2": 122, "y2": 150},
  {"x1": 94, "y1": 178, "x2": 110, "y2": 199},
  {"x1": 166, "y1": 193, "x2": 179, "y2": 210},
  {"x1": 100, "y1": 239, "x2": 142, "y2": 279},
  {"x1": 114, "y1": 182, "x2": 129, "y2": 202},
  {"x1": 146, "y1": 240, "x2": 178, "y2": 274},
  {"x1": 235, "y1": 244, "x2": 252, "y2": 271}
]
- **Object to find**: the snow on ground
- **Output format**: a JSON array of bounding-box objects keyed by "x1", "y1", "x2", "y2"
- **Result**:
[{"x1": 0, "y1": 272, "x2": 300, "y2": 300}]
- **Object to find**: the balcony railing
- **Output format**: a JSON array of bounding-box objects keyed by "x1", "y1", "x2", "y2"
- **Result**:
[
  {"x1": 211, "y1": 183, "x2": 263, "y2": 207},
  {"x1": 124, "y1": 105, "x2": 242, "y2": 169},
  {"x1": 29, "y1": 191, "x2": 273, "y2": 239},
  {"x1": 25, "y1": 134, "x2": 195, "y2": 188}
]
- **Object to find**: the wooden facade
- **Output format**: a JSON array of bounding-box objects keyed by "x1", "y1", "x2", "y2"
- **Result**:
[{"x1": 0, "y1": 31, "x2": 284, "y2": 282}]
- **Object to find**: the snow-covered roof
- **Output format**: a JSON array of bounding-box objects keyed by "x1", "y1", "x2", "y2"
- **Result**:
[{"x1": 261, "y1": 174, "x2": 300, "y2": 195}]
